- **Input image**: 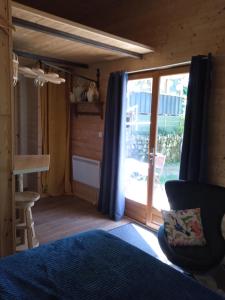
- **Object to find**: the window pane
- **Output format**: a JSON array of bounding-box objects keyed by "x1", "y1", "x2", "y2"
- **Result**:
[{"x1": 125, "y1": 78, "x2": 152, "y2": 204}]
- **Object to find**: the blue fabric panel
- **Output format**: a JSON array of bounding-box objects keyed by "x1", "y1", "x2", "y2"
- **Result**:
[
  {"x1": 0, "y1": 230, "x2": 223, "y2": 300},
  {"x1": 98, "y1": 72, "x2": 127, "y2": 220},
  {"x1": 179, "y1": 54, "x2": 211, "y2": 182}
]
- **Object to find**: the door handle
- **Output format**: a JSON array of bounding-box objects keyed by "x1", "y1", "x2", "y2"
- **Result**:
[
  {"x1": 149, "y1": 152, "x2": 157, "y2": 157},
  {"x1": 149, "y1": 148, "x2": 156, "y2": 165}
]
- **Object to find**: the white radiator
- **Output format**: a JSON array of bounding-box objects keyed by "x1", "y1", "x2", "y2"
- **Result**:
[{"x1": 72, "y1": 155, "x2": 101, "y2": 189}]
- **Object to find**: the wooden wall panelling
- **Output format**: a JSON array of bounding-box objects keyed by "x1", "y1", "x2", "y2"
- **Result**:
[
  {"x1": 71, "y1": 115, "x2": 103, "y2": 161},
  {"x1": 87, "y1": 0, "x2": 225, "y2": 188},
  {"x1": 208, "y1": 56, "x2": 225, "y2": 186},
  {"x1": 72, "y1": 181, "x2": 98, "y2": 206},
  {"x1": 70, "y1": 68, "x2": 105, "y2": 202},
  {"x1": 0, "y1": 0, "x2": 15, "y2": 256},
  {"x1": 70, "y1": 0, "x2": 225, "y2": 206},
  {"x1": 71, "y1": 114, "x2": 103, "y2": 203}
]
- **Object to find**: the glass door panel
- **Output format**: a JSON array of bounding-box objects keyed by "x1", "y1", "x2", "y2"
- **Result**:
[
  {"x1": 152, "y1": 73, "x2": 189, "y2": 212},
  {"x1": 125, "y1": 78, "x2": 153, "y2": 205}
]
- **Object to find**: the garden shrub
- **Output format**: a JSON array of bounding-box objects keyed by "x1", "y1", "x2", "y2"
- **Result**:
[{"x1": 126, "y1": 133, "x2": 182, "y2": 163}]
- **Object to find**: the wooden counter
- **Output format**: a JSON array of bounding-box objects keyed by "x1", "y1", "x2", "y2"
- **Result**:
[
  {"x1": 13, "y1": 155, "x2": 50, "y2": 175},
  {"x1": 13, "y1": 155, "x2": 50, "y2": 192}
]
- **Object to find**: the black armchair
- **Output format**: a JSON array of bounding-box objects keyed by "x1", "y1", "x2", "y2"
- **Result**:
[{"x1": 158, "y1": 180, "x2": 225, "y2": 273}]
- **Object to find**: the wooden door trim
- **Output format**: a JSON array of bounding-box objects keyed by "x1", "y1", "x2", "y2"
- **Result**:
[
  {"x1": 146, "y1": 74, "x2": 159, "y2": 226},
  {"x1": 125, "y1": 75, "x2": 153, "y2": 222},
  {"x1": 125, "y1": 198, "x2": 146, "y2": 224},
  {"x1": 147, "y1": 66, "x2": 190, "y2": 227}
]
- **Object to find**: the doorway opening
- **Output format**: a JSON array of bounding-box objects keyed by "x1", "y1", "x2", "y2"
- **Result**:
[{"x1": 124, "y1": 66, "x2": 190, "y2": 228}]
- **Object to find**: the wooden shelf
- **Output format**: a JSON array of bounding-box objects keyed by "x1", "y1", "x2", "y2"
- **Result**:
[{"x1": 71, "y1": 101, "x2": 104, "y2": 119}]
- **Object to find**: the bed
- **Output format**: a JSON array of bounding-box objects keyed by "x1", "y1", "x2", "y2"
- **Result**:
[{"x1": 0, "y1": 230, "x2": 223, "y2": 300}]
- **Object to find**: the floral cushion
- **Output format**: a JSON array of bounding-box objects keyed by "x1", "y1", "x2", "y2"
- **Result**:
[{"x1": 162, "y1": 208, "x2": 206, "y2": 246}]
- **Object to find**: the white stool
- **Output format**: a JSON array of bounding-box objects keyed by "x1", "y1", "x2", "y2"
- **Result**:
[{"x1": 15, "y1": 191, "x2": 40, "y2": 251}]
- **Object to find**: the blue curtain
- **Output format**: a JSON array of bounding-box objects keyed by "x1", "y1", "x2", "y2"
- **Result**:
[
  {"x1": 179, "y1": 54, "x2": 212, "y2": 182},
  {"x1": 98, "y1": 71, "x2": 127, "y2": 221}
]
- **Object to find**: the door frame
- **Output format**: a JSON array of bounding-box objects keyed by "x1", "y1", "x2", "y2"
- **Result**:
[{"x1": 125, "y1": 65, "x2": 190, "y2": 229}]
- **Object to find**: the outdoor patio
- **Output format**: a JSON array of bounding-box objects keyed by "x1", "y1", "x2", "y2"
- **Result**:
[{"x1": 125, "y1": 158, "x2": 180, "y2": 211}]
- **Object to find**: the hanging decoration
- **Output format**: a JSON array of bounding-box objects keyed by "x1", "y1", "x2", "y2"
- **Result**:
[
  {"x1": 69, "y1": 69, "x2": 100, "y2": 103},
  {"x1": 19, "y1": 66, "x2": 66, "y2": 87},
  {"x1": 87, "y1": 82, "x2": 99, "y2": 103}
]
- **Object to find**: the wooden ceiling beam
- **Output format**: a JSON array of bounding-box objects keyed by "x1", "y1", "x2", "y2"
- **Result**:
[
  {"x1": 12, "y1": 17, "x2": 143, "y2": 59},
  {"x1": 14, "y1": 50, "x2": 89, "y2": 69}
]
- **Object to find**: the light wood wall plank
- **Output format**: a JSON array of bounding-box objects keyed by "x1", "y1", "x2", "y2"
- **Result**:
[{"x1": 0, "y1": 0, "x2": 15, "y2": 256}]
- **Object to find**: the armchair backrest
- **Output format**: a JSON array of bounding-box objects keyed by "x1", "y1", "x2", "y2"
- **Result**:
[{"x1": 165, "y1": 180, "x2": 225, "y2": 259}]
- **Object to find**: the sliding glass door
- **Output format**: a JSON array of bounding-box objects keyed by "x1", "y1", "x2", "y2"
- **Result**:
[{"x1": 124, "y1": 66, "x2": 189, "y2": 228}]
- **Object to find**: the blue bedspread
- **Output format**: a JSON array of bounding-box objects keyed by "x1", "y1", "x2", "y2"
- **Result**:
[{"x1": 0, "y1": 230, "x2": 223, "y2": 300}]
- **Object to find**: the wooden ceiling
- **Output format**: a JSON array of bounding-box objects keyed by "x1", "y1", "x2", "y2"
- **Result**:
[
  {"x1": 14, "y1": 0, "x2": 151, "y2": 41},
  {"x1": 12, "y1": 1, "x2": 153, "y2": 66},
  {"x1": 15, "y1": 0, "x2": 119, "y2": 28}
]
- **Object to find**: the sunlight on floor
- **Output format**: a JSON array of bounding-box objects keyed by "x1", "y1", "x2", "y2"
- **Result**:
[{"x1": 131, "y1": 224, "x2": 170, "y2": 264}]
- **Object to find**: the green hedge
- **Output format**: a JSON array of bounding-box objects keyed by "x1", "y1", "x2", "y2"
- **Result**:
[
  {"x1": 126, "y1": 133, "x2": 182, "y2": 163},
  {"x1": 157, "y1": 134, "x2": 182, "y2": 163}
]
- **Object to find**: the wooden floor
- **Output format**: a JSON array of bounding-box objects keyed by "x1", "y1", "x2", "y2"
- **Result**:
[{"x1": 33, "y1": 196, "x2": 130, "y2": 244}]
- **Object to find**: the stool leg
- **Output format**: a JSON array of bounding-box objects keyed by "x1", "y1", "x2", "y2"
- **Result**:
[
  {"x1": 18, "y1": 174, "x2": 24, "y2": 192},
  {"x1": 16, "y1": 208, "x2": 26, "y2": 245},
  {"x1": 30, "y1": 208, "x2": 36, "y2": 241},
  {"x1": 25, "y1": 208, "x2": 33, "y2": 248}
]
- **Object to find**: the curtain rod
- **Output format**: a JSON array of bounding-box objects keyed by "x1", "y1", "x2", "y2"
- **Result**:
[
  {"x1": 127, "y1": 61, "x2": 191, "y2": 75},
  {"x1": 36, "y1": 61, "x2": 100, "y2": 86},
  {"x1": 42, "y1": 61, "x2": 72, "y2": 74},
  {"x1": 127, "y1": 54, "x2": 211, "y2": 75}
]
